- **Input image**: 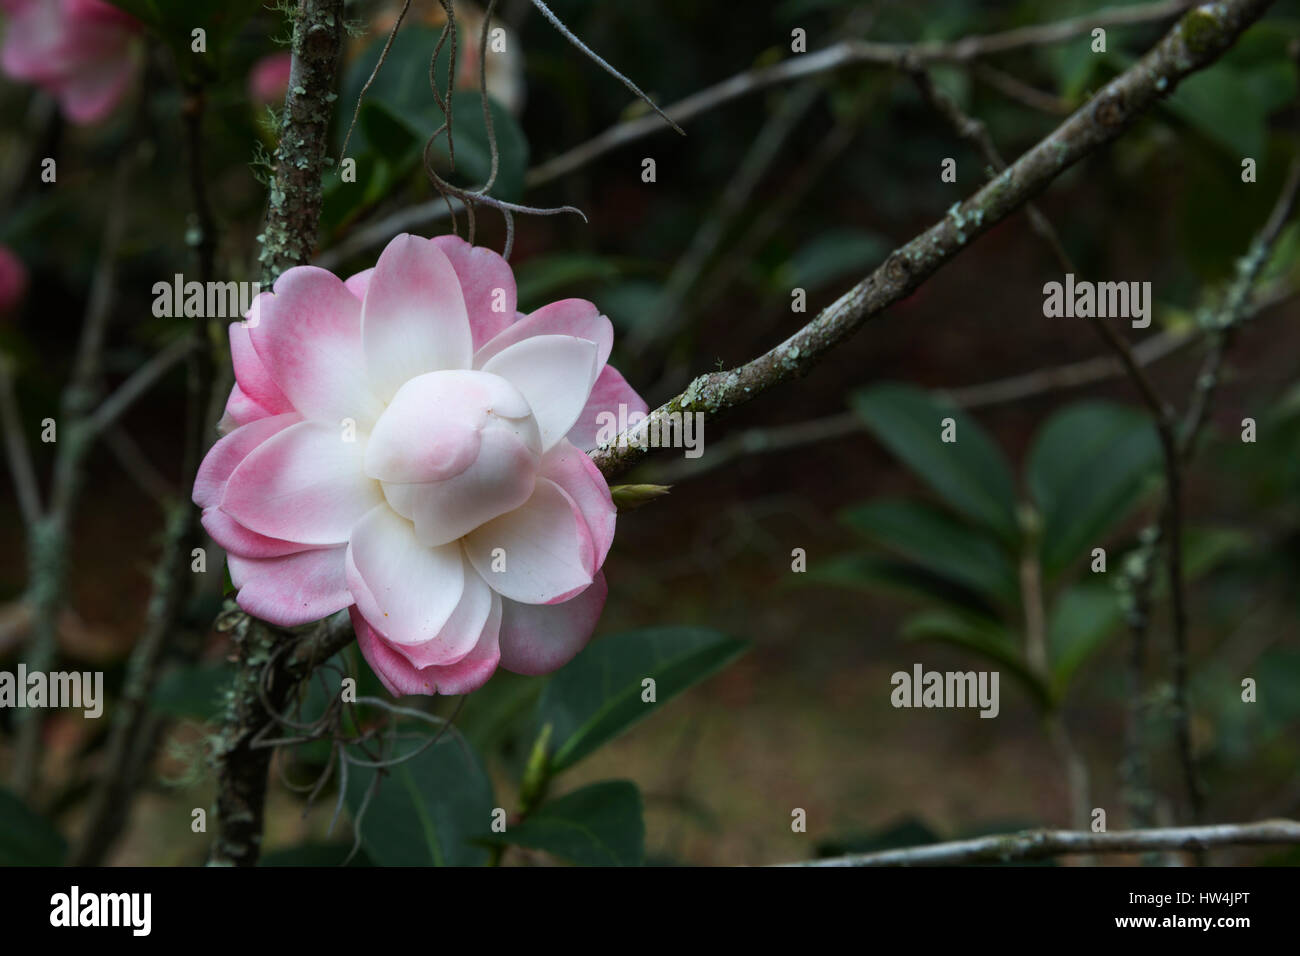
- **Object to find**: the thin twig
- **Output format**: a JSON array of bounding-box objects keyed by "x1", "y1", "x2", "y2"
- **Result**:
[
  {"x1": 641, "y1": 284, "x2": 1293, "y2": 484},
  {"x1": 0, "y1": 355, "x2": 41, "y2": 527},
  {"x1": 589, "y1": 0, "x2": 1277, "y2": 481},
  {"x1": 72, "y1": 78, "x2": 223, "y2": 866},
  {"x1": 339, "y1": 0, "x2": 413, "y2": 163},
  {"x1": 526, "y1": 0, "x2": 1195, "y2": 188},
  {"x1": 786, "y1": 819, "x2": 1300, "y2": 866},
  {"x1": 319, "y1": 0, "x2": 1191, "y2": 267},
  {"x1": 9, "y1": 139, "x2": 143, "y2": 797},
  {"x1": 529, "y1": 0, "x2": 683, "y2": 135},
  {"x1": 85, "y1": 336, "x2": 196, "y2": 437}
]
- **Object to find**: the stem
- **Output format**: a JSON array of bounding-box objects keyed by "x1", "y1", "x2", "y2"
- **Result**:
[
  {"x1": 590, "y1": 0, "x2": 1278, "y2": 480},
  {"x1": 788, "y1": 819, "x2": 1300, "y2": 867},
  {"x1": 212, "y1": 0, "x2": 345, "y2": 867}
]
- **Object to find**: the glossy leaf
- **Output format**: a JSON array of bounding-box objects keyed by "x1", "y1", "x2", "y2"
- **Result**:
[
  {"x1": 851, "y1": 383, "x2": 1019, "y2": 542},
  {"x1": 841, "y1": 498, "x2": 1018, "y2": 607},
  {"x1": 345, "y1": 734, "x2": 494, "y2": 866},
  {"x1": 901, "y1": 610, "x2": 1047, "y2": 709},
  {"x1": 478, "y1": 780, "x2": 645, "y2": 866},
  {"x1": 537, "y1": 627, "x2": 747, "y2": 773},
  {"x1": 1027, "y1": 401, "x2": 1160, "y2": 576}
]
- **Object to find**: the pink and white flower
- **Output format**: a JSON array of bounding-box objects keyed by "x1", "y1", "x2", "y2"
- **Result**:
[
  {"x1": 0, "y1": 0, "x2": 140, "y2": 125},
  {"x1": 194, "y1": 234, "x2": 647, "y2": 696}
]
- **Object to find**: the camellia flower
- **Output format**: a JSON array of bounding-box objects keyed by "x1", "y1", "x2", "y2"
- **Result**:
[
  {"x1": 0, "y1": 0, "x2": 141, "y2": 125},
  {"x1": 194, "y1": 234, "x2": 646, "y2": 696},
  {"x1": 0, "y1": 244, "x2": 27, "y2": 315},
  {"x1": 247, "y1": 51, "x2": 292, "y2": 106}
]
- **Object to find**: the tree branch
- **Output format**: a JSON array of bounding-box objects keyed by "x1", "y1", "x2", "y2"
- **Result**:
[
  {"x1": 317, "y1": 0, "x2": 1195, "y2": 268},
  {"x1": 527, "y1": 0, "x2": 1196, "y2": 188},
  {"x1": 258, "y1": 0, "x2": 345, "y2": 285},
  {"x1": 72, "y1": 79, "x2": 223, "y2": 866},
  {"x1": 9, "y1": 141, "x2": 143, "y2": 797},
  {"x1": 589, "y1": 0, "x2": 1277, "y2": 481},
  {"x1": 787, "y1": 819, "x2": 1300, "y2": 866},
  {"x1": 0, "y1": 355, "x2": 41, "y2": 528},
  {"x1": 210, "y1": 0, "x2": 345, "y2": 867}
]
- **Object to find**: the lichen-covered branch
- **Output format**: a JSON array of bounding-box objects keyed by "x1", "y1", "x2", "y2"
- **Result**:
[
  {"x1": 787, "y1": 819, "x2": 1300, "y2": 867},
  {"x1": 590, "y1": 0, "x2": 1278, "y2": 480},
  {"x1": 211, "y1": 0, "x2": 345, "y2": 866},
  {"x1": 321, "y1": 0, "x2": 1195, "y2": 267},
  {"x1": 258, "y1": 0, "x2": 346, "y2": 285}
]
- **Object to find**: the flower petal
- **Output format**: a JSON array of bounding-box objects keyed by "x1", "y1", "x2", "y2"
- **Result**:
[
  {"x1": 361, "y1": 234, "x2": 472, "y2": 401},
  {"x1": 498, "y1": 571, "x2": 606, "y2": 675},
  {"x1": 221, "y1": 420, "x2": 382, "y2": 545},
  {"x1": 387, "y1": 564, "x2": 494, "y2": 669},
  {"x1": 464, "y1": 477, "x2": 594, "y2": 604},
  {"x1": 353, "y1": 597, "x2": 501, "y2": 697},
  {"x1": 201, "y1": 507, "x2": 320, "y2": 559},
  {"x1": 540, "y1": 439, "x2": 615, "y2": 571},
  {"x1": 479, "y1": 334, "x2": 598, "y2": 452},
  {"x1": 345, "y1": 505, "x2": 465, "y2": 646},
  {"x1": 432, "y1": 234, "x2": 515, "y2": 349},
  {"x1": 227, "y1": 546, "x2": 351, "y2": 627},
  {"x1": 229, "y1": 319, "x2": 291, "y2": 415},
  {"x1": 344, "y1": 267, "x2": 373, "y2": 300},
  {"x1": 474, "y1": 298, "x2": 612, "y2": 370},
  {"x1": 193, "y1": 412, "x2": 299, "y2": 509},
  {"x1": 248, "y1": 266, "x2": 383, "y2": 427},
  {"x1": 216, "y1": 384, "x2": 271, "y2": 434},
  {"x1": 362, "y1": 369, "x2": 522, "y2": 484},
  {"x1": 566, "y1": 364, "x2": 648, "y2": 452},
  {"x1": 383, "y1": 422, "x2": 540, "y2": 547}
]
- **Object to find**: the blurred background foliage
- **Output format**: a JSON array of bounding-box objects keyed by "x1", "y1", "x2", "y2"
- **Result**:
[{"x1": 1, "y1": 0, "x2": 1299, "y2": 865}]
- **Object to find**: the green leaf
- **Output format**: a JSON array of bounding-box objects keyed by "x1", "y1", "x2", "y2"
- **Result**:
[
  {"x1": 0, "y1": 789, "x2": 66, "y2": 865},
  {"x1": 478, "y1": 781, "x2": 645, "y2": 866},
  {"x1": 796, "y1": 552, "x2": 999, "y2": 616},
  {"x1": 851, "y1": 383, "x2": 1019, "y2": 541},
  {"x1": 841, "y1": 498, "x2": 1018, "y2": 607},
  {"x1": 1027, "y1": 401, "x2": 1160, "y2": 577},
  {"x1": 538, "y1": 627, "x2": 748, "y2": 773},
  {"x1": 1047, "y1": 582, "x2": 1124, "y2": 700},
  {"x1": 345, "y1": 734, "x2": 494, "y2": 866},
  {"x1": 901, "y1": 610, "x2": 1048, "y2": 708}
]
